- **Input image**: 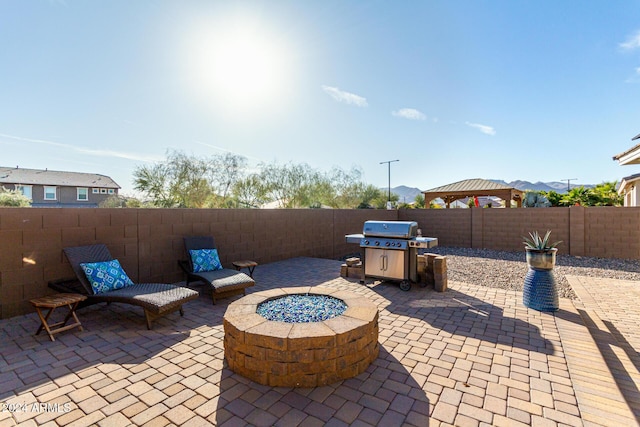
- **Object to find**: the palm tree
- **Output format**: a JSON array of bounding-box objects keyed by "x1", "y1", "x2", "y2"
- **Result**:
[
  {"x1": 559, "y1": 182, "x2": 622, "y2": 207},
  {"x1": 591, "y1": 181, "x2": 622, "y2": 206},
  {"x1": 560, "y1": 186, "x2": 592, "y2": 206}
]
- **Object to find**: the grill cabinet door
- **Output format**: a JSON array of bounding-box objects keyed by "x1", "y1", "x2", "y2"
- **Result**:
[{"x1": 364, "y1": 248, "x2": 405, "y2": 280}]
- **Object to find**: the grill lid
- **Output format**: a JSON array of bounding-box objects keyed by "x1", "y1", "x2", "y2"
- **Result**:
[{"x1": 362, "y1": 220, "x2": 418, "y2": 239}]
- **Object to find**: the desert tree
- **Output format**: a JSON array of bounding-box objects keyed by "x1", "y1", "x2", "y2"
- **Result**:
[
  {"x1": 232, "y1": 174, "x2": 270, "y2": 208},
  {"x1": 133, "y1": 150, "x2": 246, "y2": 208}
]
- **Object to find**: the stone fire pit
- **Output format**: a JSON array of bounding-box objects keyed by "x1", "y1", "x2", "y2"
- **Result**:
[{"x1": 223, "y1": 286, "x2": 379, "y2": 387}]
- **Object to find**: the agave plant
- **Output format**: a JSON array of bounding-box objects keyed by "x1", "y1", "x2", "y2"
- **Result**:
[{"x1": 523, "y1": 230, "x2": 562, "y2": 250}]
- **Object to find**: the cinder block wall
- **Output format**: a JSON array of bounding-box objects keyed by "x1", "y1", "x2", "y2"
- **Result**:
[
  {"x1": 476, "y1": 208, "x2": 570, "y2": 252},
  {"x1": 2, "y1": 206, "x2": 640, "y2": 319},
  {"x1": 0, "y1": 208, "x2": 392, "y2": 318},
  {"x1": 400, "y1": 206, "x2": 640, "y2": 257},
  {"x1": 400, "y1": 209, "x2": 471, "y2": 247},
  {"x1": 583, "y1": 207, "x2": 640, "y2": 258}
]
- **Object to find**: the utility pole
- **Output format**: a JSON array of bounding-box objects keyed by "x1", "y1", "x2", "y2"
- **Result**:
[
  {"x1": 380, "y1": 160, "x2": 399, "y2": 202},
  {"x1": 560, "y1": 178, "x2": 577, "y2": 192}
]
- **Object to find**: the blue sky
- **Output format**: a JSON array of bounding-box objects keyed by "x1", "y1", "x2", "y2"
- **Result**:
[{"x1": 2, "y1": 0, "x2": 640, "y2": 194}]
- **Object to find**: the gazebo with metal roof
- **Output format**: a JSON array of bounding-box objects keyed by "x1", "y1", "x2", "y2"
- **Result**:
[{"x1": 423, "y1": 178, "x2": 524, "y2": 208}]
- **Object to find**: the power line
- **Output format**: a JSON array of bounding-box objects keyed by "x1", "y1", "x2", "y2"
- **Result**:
[{"x1": 560, "y1": 178, "x2": 577, "y2": 192}]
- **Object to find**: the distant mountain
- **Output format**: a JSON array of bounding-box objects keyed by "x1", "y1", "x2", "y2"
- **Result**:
[
  {"x1": 389, "y1": 185, "x2": 423, "y2": 203},
  {"x1": 489, "y1": 179, "x2": 593, "y2": 194},
  {"x1": 512, "y1": 180, "x2": 558, "y2": 192}
]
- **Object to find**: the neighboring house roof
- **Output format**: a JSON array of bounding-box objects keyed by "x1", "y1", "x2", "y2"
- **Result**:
[
  {"x1": 449, "y1": 200, "x2": 468, "y2": 208},
  {"x1": 431, "y1": 198, "x2": 468, "y2": 208},
  {"x1": 622, "y1": 172, "x2": 640, "y2": 181},
  {"x1": 460, "y1": 195, "x2": 503, "y2": 207},
  {"x1": 612, "y1": 133, "x2": 640, "y2": 165},
  {"x1": 260, "y1": 200, "x2": 285, "y2": 209},
  {"x1": 0, "y1": 167, "x2": 120, "y2": 189},
  {"x1": 618, "y1": 172, "x2": 640, "y2": 195}
]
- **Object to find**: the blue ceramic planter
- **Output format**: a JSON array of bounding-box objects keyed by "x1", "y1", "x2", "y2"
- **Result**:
[{"x1": 523, "y1": 248, "x2": 559, "y2": 312}]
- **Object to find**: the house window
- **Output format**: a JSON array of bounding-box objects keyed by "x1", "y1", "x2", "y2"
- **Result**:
[
  {"x1": 92, "y1": 188, "x2": 99, "y2": 194},
  {"x1": 77, "y1": 188, "x2": 89, "y2": 201},
  {"x1": 44, "y1": 186, "x2": 57, "y2": 200},
  {"x1": 108, "y1": 189, "x2": 115, "y2": 194},
  {"x1": 100, "y1": 188, "x2": 107, "y2": 194},
  {"x1": 16, "y1": 185, "x2": 32, "y2": 200}
]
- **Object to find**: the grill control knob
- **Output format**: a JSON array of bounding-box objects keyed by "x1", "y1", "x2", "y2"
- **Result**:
[
  {"x1": 375, "y1": 241, "x2": 380, "y2": 246},
  {"x1": 385, "y1": 242, "x2": 390, "y2": 247},
  {"x1": 364, "y1": 240, "x2": 369, "y2": 245}
]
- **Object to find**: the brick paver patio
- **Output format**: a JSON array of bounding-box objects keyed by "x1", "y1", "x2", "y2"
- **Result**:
[{"x1": 0, "y1": 257, "x2": 638, "y2": 426}]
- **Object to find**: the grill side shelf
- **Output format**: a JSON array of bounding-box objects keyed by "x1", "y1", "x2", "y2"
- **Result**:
[{"x1": 345, "y1": 233, "x2": 364, "y2": 244}]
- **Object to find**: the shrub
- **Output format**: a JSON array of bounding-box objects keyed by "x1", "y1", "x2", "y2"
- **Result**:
[{"x1": 0, "y1": 188, "x2": 31, "y2": 207}]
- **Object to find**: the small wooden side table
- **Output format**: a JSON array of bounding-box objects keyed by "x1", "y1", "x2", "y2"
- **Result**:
[
  {"x1": 30, "y1": 293, "x2": 87, "y2": 342},
  {"x1": 232, "y1": 260, "x2": 258, "y2": 278}
]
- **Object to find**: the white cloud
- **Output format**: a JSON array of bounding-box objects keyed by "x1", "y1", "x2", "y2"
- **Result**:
[
  {"x1": 620, "y1": 30, "x2": 640, "y2": 50},
  {"x1": 392, "y1": 108, "x2": 426, "y2": 121},
  {"x1": 321, "y1": 85, "x2": 368, "y2": 107},
  {"x1": 0, "y1": 133, "x2": 161, "y2": 162},
  {"x1": 624, "y1": 67, "x2": 640, "y2": 83},
  {"x1": 465, "y1": 122, "x2": 496, "y2": 136}
]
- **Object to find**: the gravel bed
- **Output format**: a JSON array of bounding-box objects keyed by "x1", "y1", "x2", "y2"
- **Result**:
[
  {"x1": 425, "y1": 247, "x2": 640, "y2": 299},
  {"x1": 342, "y1": 248, "x2": 640, "y2": 300}
]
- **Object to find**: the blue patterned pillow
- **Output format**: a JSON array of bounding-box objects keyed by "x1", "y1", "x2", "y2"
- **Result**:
[
  {"x1": 190, "y1": 249, "x2": 223, "y2": 273},
  {"x1": 80, "y1": 259, "x2": 134, "y2": 294}
]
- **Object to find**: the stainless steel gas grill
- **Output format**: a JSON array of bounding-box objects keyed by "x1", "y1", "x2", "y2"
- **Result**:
[{"x1": 345, "y1": 220, "x2": 438, "y2": 291}]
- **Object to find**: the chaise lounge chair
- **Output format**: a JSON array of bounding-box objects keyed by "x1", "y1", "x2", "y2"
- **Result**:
[
  {"x1": 62, "y1": 244, "x2": 200, "y2": 329},
  {"x1": 179, "y1": 236, "x2": 255, "y2": 304}
]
